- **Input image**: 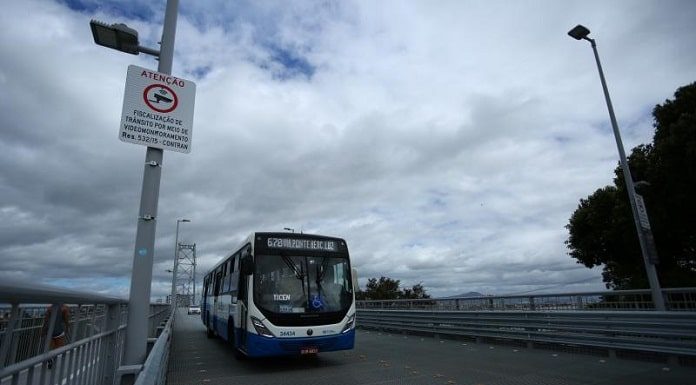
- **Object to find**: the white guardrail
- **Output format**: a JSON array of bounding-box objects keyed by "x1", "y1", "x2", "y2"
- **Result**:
[
  {"x1": 357, "y1": 288, "x2": 696, "y2": 311},
  {"x1": 0, "y1": 281, "x2": 171, "y2": 385},
  {"x1": 356, "y1": 288, "x2": 696, "y2": 364}
]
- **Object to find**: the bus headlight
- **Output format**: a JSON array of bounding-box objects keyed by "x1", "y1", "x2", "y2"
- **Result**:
[
  {"x1": 251, "y1": 316, "x2": 275, "y2": 338},
  {"x1": 341, "y1": 313, "x2": 355, "y2": 333}
]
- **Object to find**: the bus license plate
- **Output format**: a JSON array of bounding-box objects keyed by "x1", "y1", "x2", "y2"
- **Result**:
[{"x1": 300, "y1": 347, "x2": 318, "y2": 355}]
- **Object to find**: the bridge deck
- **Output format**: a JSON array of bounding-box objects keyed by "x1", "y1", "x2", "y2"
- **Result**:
[{"x1": 168, "y1": 312, "x2": 695, "y2": 385}]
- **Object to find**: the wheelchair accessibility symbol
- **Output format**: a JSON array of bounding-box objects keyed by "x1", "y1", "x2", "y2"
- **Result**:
[
  {"x1": 311, "y1": 295, "x2": 324, "y2": 310},
  {"x1": 143, "y1": 84, "x2": 178, "y2": 113}
]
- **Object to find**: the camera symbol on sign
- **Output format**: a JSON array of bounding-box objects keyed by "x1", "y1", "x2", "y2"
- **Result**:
[
  {"x1": 143, "y1": 84, "x2": 178, "y2": 113},
  {"x1": 149, "y1": 89, "x2": 173, "y2": 104}
]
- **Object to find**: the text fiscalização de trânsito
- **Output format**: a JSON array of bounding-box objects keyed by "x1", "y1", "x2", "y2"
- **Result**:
[
  {"x1": 122, "y1": 109, "x2": 190, "y2": 145},
  {"x1": 128, "y1": 110, "x2": 183, "y2": 126}
]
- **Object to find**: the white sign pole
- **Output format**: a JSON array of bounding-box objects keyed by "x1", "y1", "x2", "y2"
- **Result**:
[{"x1": 122, "y1": 0, "x2": 183, "y2": 377}]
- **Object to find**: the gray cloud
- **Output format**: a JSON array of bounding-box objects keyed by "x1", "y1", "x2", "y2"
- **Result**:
[{"x1": 1, "y1": 0, "x2": 695, "y2": 299}]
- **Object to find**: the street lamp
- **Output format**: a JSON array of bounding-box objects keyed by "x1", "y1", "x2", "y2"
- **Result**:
[
  {"x1": 568, "y1": 24, "x2": 666, "y2": 310},
  {"x1": 170, "y1": 219, "x2": 190, "y2": 311},
  {"x1": 90, "y1": 0, "x2": 180, "y2": 372},
  {"x1": 89, "y1": 20, "x2": 160, "y2": 56},
  {"x1": 284, "y1": 227, "x2": 295, "y2": 233}
]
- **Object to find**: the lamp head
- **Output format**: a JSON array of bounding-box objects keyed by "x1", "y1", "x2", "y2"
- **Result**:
[
  {"x1": 568, "y1": 24, "x2": 591, "y2": 40},
  {"x1": 90, "y1": 20, "x2": 140, "y2": 55}
]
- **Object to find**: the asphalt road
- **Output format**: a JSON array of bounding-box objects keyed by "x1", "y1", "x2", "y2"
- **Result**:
[{"x1": 168, "y1": 311, "x2": 696, "y2": 385}]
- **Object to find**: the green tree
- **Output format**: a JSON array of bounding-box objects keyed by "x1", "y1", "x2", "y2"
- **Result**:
[
  {"x1": 356, "y1": 276, "x2": 431, "y2": 299},
  {"x1": 362, "y1": 276, "x2": 401, "y2": 300},
  {"x1": 400, "y1": 282, "x2": 431, "y2": 299},
  {"x1": 566, "y1": 82, "x2": 696, "y2": 289}
]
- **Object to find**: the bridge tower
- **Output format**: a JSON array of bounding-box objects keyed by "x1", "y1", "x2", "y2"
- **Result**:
[{"x1": 174, "y1": 243, "x2": 197, "y2": 307}]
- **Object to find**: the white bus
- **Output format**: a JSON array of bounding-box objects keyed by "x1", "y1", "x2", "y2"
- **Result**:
[{"x1": 201, "y1": 232, "x2": 357, "y2": 358}]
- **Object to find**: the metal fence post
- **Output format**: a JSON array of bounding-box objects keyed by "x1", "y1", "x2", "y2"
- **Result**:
[
  {"x1": 42, "y1": 304, "x2": 59, "y2": 353},
  {"x1": 575, "y1": 296, "x2": 583, "y2": 310},
  {"x1": 101, "y1": 304, "x2": 122, "y2": 385},
  {"x1": 89, "y1": 304, "x2": 99, "y2": 337},
  {"x1": 74, "y1": 305, "x2": 85, "y2": 341},
  {"x1": 0, "y1": 303, "x2": 20, "y2": 368}
]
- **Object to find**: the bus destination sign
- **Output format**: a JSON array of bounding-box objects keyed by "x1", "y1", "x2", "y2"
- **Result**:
[{"x1": 267, "y1": 238, "x2": 338, "y2": 252}]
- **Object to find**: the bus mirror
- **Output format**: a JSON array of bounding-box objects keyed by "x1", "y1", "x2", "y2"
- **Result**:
[
  {"x1": 351, "y1": 268, "x2": 358, "y2": 293},
  {"x1": 241, "y1": 254, "x2": 254, "y2": 275}
]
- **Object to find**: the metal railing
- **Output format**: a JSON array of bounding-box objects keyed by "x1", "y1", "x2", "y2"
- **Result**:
[
  {"x1": 356, "y1": 288, "x2": 696, "y2": 363},
  {"x1": 134, "y1": 314, "x2": 173, "y2": 385},
  {"x1": 0, "y1": 281, "x2": 171, "y2": 385},
  {"x1": 357, "y1": 288, "x2": 696, "y2": 311},
  {"x1": 357, "y1": 309, "x2": 696, "y2": 359}
]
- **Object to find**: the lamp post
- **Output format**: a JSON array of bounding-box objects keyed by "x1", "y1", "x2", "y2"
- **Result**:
[
  {"x1": 284, "y1": 227, "x2": 295, "y2": 233},
  {"x1": 90, "y1": 0, "x2": 181, "y2": 377},
  {"x1": 170, "y1": 218, "x2": 190, "y2": 311},
  {"x1": 568, "y1": 24, "x2": 666, "y2": 310}
]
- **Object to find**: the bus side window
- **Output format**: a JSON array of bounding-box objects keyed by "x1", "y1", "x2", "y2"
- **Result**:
[
  {"x1": 231, "y1": 254, "x2": 241, "y2": 302},
  {"x1": 226, "y1": 257, "x2": 235, "y2": 292},
  {"x1": 225, "y1": 259, "x2": 233, "y2": 292},
  {"x1": 221, "y1": 262, "x2": 227, "y2": 294},
  {"x1": 214, "y1": 269, "x2": 222, "y2": 297}
]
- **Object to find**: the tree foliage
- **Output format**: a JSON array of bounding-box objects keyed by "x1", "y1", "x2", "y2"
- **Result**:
[
  {"x1": 566, "y1": 82, "x2": 696, "y2": 289},
  {"x1": 355, "y1": 276, "x2": 431, "y2": 300}
]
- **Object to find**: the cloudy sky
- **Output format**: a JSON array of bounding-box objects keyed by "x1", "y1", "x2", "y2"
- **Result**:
[{"x1": 1, "y1": 0, "x2": 695, "y2": 300}]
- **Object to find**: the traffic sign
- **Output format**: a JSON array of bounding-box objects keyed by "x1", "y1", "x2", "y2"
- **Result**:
[{"x1": 120, "y1": 65, "x2": 196, "y2": 153}]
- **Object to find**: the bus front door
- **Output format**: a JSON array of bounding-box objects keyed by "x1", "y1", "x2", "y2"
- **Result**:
[{"x1": 238, "y1": 273, "x2": 249, "y2": 350}]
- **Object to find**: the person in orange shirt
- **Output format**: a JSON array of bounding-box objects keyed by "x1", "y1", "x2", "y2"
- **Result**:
[{"x1": 41, "y1": 304, "x2": 71, "y2": 369}]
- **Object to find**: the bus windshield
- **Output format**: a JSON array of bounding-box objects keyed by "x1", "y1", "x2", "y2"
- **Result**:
[{"x1": 254, "y1": 254, "x2": 352, "y2": 315}]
